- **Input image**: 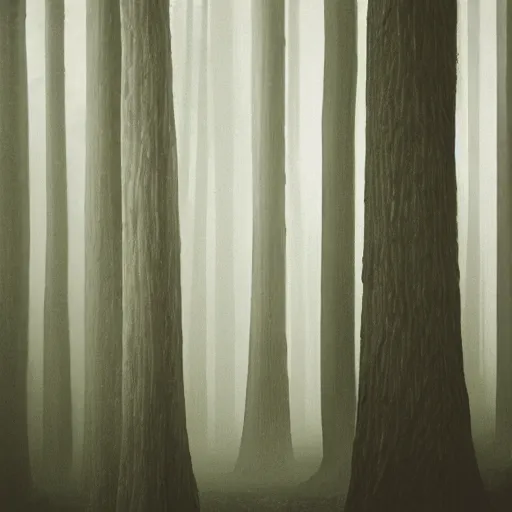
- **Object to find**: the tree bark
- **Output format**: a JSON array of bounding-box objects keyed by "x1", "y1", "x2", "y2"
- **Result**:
[
  {"x1": 316, "y1": 0, "x2": 357, "y2": 481},
  {"x1": 287, "y1": 0, "x2": 308, "y2": 441},
  {"x1": 187, "y1": 0, "x2": 209, "y2": 458},
  {"x1": 82, "y1": 1, "x2": 123, "y2": 509},
  {"x1": 344, "y1": 2, "x2": 489, "y2": 511},
  {"x1": 0, "y1": 0, "x2": 32, "y2": 506},
  {"x1": 116, "y1": 0, "x2": 199, "y2": 509},
  {"x1": 211, "y1": 0, "x2": 237, "y2": 452},
  {"x1": 43, "y1": 0, "x2": 73, "y2": 485},
  {"x1": 496, "y1": 0, "x2": 512, "y2": 454},
  {"x1": 236, "y1": 0, "x2": 293, "y2": 475}
]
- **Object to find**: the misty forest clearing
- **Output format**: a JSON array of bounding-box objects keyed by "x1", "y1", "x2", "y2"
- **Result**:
[{"x1": 1, "y1": 0, "x2": 512, "y2": 511}]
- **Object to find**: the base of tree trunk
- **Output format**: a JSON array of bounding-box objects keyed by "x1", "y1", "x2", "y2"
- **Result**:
[
  {"x1": 299, "y1": 460, "x2": 351, "y2": 495},
  {"x1": 233, "y1": 451, "x2": 295, "y2": 483}
]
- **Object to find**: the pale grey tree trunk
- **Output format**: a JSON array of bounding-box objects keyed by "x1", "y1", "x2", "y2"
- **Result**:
[
  {"x1": 496, "y1": 0, "x2": 512, "y2": 455},
  {"x1": 82, "y1": 1, "x2": 123, "y2": 509},
  {"x1": 211, "y1": 0, "x2": 237, "y2": 452},
  {"x1": 187, "y1": 0, "x2": 209, "y2": 458},
  {"x1": 345, "y1": 1, "x2": 488, "y2": 510},
  {"x1": 0, "y1": 0, "x2": 32, "y2": 506},
  {"x1": 116, "y1": 0, "x2": 199, "y2": 509},
  {"x1": 463, "y1": 0, "x2": 483, "y2": 439},
  {"x1": 287, "y1": 0, "x2": 308, "y2": 441},
  {"x1": 236, "y1": 0, "x2": 293, "y2": 475},
  {"x1": 43, "y1": 0, "x2": 73, "y2": 486}
]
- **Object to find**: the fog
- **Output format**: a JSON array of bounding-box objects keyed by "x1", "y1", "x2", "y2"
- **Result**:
[{"x1": 22, "y1": 0, "x2": 502, "y2": 481}]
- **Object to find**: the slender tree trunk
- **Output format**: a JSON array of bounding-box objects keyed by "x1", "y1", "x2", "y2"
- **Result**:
[
  {"x1": 345, "y1": 2, "x2": 489, "y2": 511},
  {"x1": 187, "y1": 0, "x2": 209, "y2": 458},
  {"x1": 82, "y1": 1, "x2": 123, "y2": 509},
  {"x1": 463, "y1": 0, "x2": 483, "y2": 439},
  {"x1": 496, "y1": 0, "x2": 512, "y2": 455},
  {"x1": 236, "y1": 0, "x2": 293, "y2": 475},
  {"x1": 0, "y1": 0, "x2": 32, "y2": 506},
  {"x1": 287, "y1": 0, "x2": 307, "y2": 441},
  {"x1": 313, "y1": 0, "x2": 357, "y2": 483},
  {"x1": 211, "y1": 0, "x2": 236, "y2": 452},
  {"x1": 116, "y1": 0, "x2": 199, "y2": 509},
  {"x1": 43, "y1": 0, "x2": 73, "y2": 485}
]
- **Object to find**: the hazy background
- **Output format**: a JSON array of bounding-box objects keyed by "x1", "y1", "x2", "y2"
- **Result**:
[{"x1": 24, "y1": 0, "x2": 498, "y2": 474}]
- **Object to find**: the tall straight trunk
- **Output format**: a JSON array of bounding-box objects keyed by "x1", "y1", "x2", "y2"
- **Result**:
[
  {"x1": 0, "y1": 0, "x2": 32, "y2": 506},
  {"x1": 463, "y1": 0, "x2": 482, "y2": 436},
  {"x1": 211, "y1": 0, "x2": 236, "y2": 451},
  {"x1": 43, "y1": 0, "x2": 73, "y2": 484},
  {"x1": 345, "y1": 2, "x2": 489, "y2": 511},
  {"x1": 316, "y1": 0, "x2": 357, "y2": 480},
  {"x1": 187, "y1": 0, "x2": 208, "y2": 458},
  {"x1": 116, "y1": 0, "x2": 199, "y2": 509},
  {"x1": 82, "y1": 1, "x2": 123, "y2": 509},
  {"x1": 496, "y1": 0, "x2": 512, "y2": 454},
  {"x1": 236, "y1": 0, "x2": 292, "y2": 474},
  {"x1": 287, "y1": 0, "x2": 307, "y2": 439}
]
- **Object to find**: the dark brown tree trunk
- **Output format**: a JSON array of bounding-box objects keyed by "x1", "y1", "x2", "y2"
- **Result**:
[
  {"x1": 187, "y1": 0, "x2": 209, "y2": 459},
  {"x1": 236, "y1": 0, "x2": 293, "y2": 475},
  {"x1": 287, "y1": 0, "x2": 308, "y2": 441},
  {"x1": 314, "y1": 0, "x2": 357, "y2": 484},
  {"x1": 43, "y1": 0, "x2": 73, "y2": 486},
  {"x1": 82, "y1": 1, "x2": 123, "y2": 509},
  {"x1": 211, "y1": 0, "x2": 237, "y2": 454},
  {"x1": 116, "y1": 0, "x2": 199, "y2": 509},
  {"x1": 345, "y1": 2, "x2": 489, "y2": 511},
  {"x1": 0, "y1": 0, "x2": 32, "y2": 506},
  {"x1": 496, "y1": 0, "x2": 512, "y2": 455}
]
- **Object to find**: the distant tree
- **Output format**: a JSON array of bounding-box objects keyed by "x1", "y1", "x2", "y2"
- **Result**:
[
  {"x1": 496, "y1": 0, "x2": 512, "y2": 454},
  {"x1": 311, "y1": 0, "x2": 357, "y2": 485},
  {"x1": 344, "y1": 2, "x2": 489, "y2": 511},
  {"x1": 211, "y1": 0, "x2": 236, "y2": 451},
  {"x1": 236, "y1": 0, "x2": 293, "y2": 475},
  {"x1": 463, "y1": 0, "x2": 483, "y2": 438},
  {"x1": 187, "y1": 0, "x2": 209, "y2": 458},
  {"x1": 287, "y1": 0, "x2": 308, "y2": 440},
  {"x1": 82, "y1": 0, "x2": 123, "y2": 509},
  {"x1": 43, "y1": 0, "x2": 73, "y2": 485},
  {"x1": 116, "y1": 0, "x2": 199, "y2": 509},
  {"x1": 0, "y1": 0, "x2": 32, "y2": 506}
]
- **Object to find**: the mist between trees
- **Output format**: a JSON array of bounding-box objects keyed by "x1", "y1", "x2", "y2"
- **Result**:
[{"x1": 1, "y1": 0, "x2": 511, "y2": 511}]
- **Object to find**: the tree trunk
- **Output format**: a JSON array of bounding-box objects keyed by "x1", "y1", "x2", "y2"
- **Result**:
[
  {"x1": 287, "y1": 0, "x2": 308, "y2": 441},
  {"x1": 43, "y1": 0, "x2": 73, "y2": 485},
  {"x1": 463, "y1": 0, "x2": 483, "y2": 440},
  {"x1": 496, "y1": 0, "x2": 512, "y2": 455},
  {"x1": 344, "y1": 2, "x2": 489, "y2": 511},
  {"x1": 315, "y1": 0, "x2": 357, "y2": 482},
  {"x1": 187, "y1": 0, "x2": 209, "y2": 459},
  {"x1": 116, "y1": 0, "x2": 199, "y2": 509},
  {"x1": 236, "y1": 0, "x2": 293, "y2": 475},
  {"x1": 82, "y1": 1, "x2": 123, "y2": 509},
  {"x1": 211, "y1": 0, "x2": 237, "y2": 453},
  {"x1": 0, "y1": 0, "x2": 32, "y2": 506}
]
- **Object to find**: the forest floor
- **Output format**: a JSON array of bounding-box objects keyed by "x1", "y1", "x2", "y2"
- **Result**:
[{"x1": 29, "y1": 445, "x2": 512, "y2": 511}]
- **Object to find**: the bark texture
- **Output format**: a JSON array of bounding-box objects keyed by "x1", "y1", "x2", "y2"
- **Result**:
[
  {"x1": 287, "y1": 0, "x2": 308, "y2": 439},
  {"x1": 82, "y1": 1, "x2": 123, "y2": 509},
  {"x1": 211, "y1": 0, "x2": 237, "y2": 451},
  {"x1": 236, "y1": 0, "x2": 293, "y2": 474},
  {"x1": 496, "y1": 0, "x2": 512, "y2": 454},
  {"x1": 43, "y1": 0, "x2": 73, "y2": 483},
  {"x1": 344, "y1": 2, "x2": 489, "y2": 511},
  {"x1": 187, "y1": 0, "x2": 208, "y2": 458},
  {"x1": 317, "y1": 0, "x2": 357, "y2": 478},
  {"x1": 116, "y1": 0, "x2": 199, "y2": 509},
  {"x1": 0, "y1": 0, "x2": 32, "y2": 506}
]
